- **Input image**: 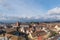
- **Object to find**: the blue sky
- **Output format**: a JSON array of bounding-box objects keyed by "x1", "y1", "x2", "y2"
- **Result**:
[{"x1": 0, "y1": 0, "x2": 60, "y2": 19}]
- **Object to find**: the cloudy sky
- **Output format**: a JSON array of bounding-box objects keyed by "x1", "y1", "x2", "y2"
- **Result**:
[{"x1": 0, "y1": 0, "x2": 60, "y2": 21}]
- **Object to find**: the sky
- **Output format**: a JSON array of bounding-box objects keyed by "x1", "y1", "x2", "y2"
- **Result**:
[{"x1": 0, "y1": 0, "x2": 60, "y2": 20}]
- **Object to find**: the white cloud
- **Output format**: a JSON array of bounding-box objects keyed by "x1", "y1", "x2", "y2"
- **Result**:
[
  {"x1": 48, "y1": 7, "x2": 60, "y2": 15},
  {"x1": 0, "y1": 0, "x2": 44, "y2": 17},
  {"x1": 1, "y1": 0, "x2": 60, "y2": 21},
  {"x1": 42, "y1": 7, "x2": 60, "y2": 21}
]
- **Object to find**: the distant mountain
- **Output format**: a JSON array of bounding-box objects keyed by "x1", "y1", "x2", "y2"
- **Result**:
[{"x1": 0, "y1": 16, "x2": 60, "y2": 23}]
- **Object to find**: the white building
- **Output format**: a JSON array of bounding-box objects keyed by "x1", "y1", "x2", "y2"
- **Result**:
[
  {"x1": 0, "y1": 37, "x2": 11, "y2": 40},
  {"x1": 20, "y1": 25, "x2": 29, "y2": 27},
  {"x1": 54, "y1": 25, "x2": 60, "y2": 31}
]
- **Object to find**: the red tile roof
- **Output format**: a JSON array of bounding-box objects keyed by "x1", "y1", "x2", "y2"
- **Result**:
[{"x1": 38, "y1": 36, "x2": 42, "y2": 40}]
